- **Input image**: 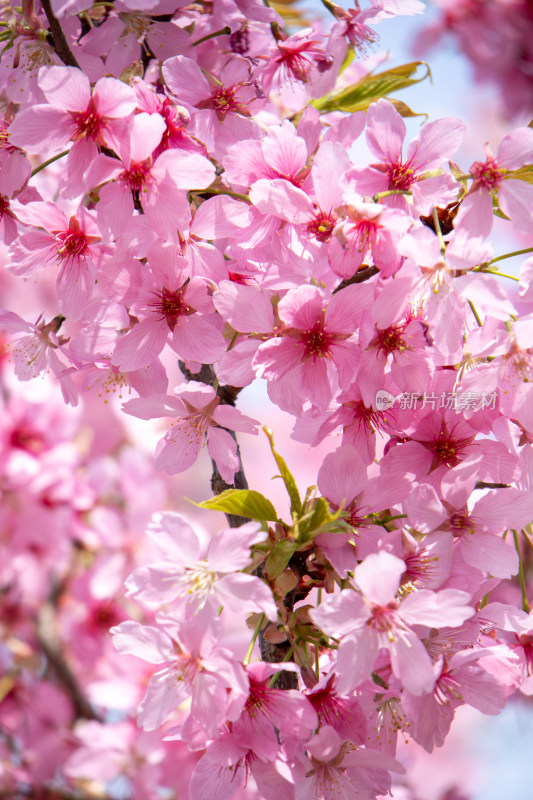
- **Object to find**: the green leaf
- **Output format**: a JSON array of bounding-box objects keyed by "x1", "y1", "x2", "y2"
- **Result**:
[
  {"x1": 263, "y1": 427, "x2": 302, "y2": 517},
  {"x1": 388, "y1": 98, "x2": 427, "y2": 120},
  {"x1": 298, "y1": 497, "x2": 348, "y2": 543},
  {"x1": 493, "y1": 207, "x2": 511, "y2": 221},
  {"x1": 197, "y1": 489, "x2": 278, "y2": 521},
  {"x1": 506, "y1": 165, "x2": 533, "y2": 185},
  {"x1": 311, "y1": 61, "x2": 431, "y2": 114},
  {"x1": 307, "y1": 496, "x2": 333, "y2": 534},
  {"x1": 265, "y1": 539, "x2": 299, "y2": 580},
  {"x1": 371, "y1": 671, "x2": 389, "y2": 689}
]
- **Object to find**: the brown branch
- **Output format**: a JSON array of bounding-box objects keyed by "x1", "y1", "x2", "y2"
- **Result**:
[
  {"x1": 0, "y1": 784, "x2": 114, "y2": 799},
  {"x1": 332, "y1": 264, "x2": 379, "y2": 293},
  {"x1": 475, "y1": 481, "x2": 511, "y2": 489},
  {"x1": 36, "y1": 598, "x2": 103, "y2": 722},
  {"x1": 40, "y1": 0, "x2": 81, "y2": 68},
  {"x1": 178, "y1": 360, "x2": 298, "y2": 687}
]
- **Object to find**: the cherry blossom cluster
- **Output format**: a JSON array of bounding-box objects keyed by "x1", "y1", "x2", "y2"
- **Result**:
[
  {"x1": 1, "y1": 0, "x2": 533, "y2": 798},
  {"x1": 415, "y1": 0, "x2": 533, "y2": 119},
  {"x1": 0, "y1": 358, "x2": 203, "y2": 798}
]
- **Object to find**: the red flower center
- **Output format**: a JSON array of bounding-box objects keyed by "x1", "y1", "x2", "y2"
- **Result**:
[
  {"x1": 307, "y1": 210, "x2": 337, "y2": 243},
  {"x1": 375, "y1": 324, "x2": 408, "y2": 357},
  {"x1": 427, "y1": 423, "x2": 476, "y2": 469},
  {"x1": 387, "y1": 160, "x2": 416, "y2": 191},
  {"x1": 300, "y1": 322, "x2": 333, "y2": 359},
  {"x1": 148, "y1": 286, "x2": 192, "y2": 331},
  {"x1": 71, "y1": 98, "x2": 103, "y2": 142},
  {"x1": 210, "y1": 84, "x2": 246, "y2": 117},
  {"x1": 122, "y1": 162, "x2": 151, "y2": 192},
  {"x1": 450, "y1": 511, "x2": 476, "y2": 536},
  {"x1": 55, "y1": 218, "x2": 90, "y2": 261},
  {"x1": 470, "y1": 157, "x2": 504, "y2": 190}
]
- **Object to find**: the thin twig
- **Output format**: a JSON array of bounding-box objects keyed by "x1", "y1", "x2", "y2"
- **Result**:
[
  {"x1": 475, "y1": 481, "x2": 510, "y2": 489},
  {"x1": 178, "y1": 360, "x2": 298, "y2": 688},
  {"x1": 41, "y1": 0, "x2": 80, "y2": 67},
  {"x1": 36, "y1": 598, "x2": 103, "y2": 722},
  {"x1": 0, "y1": 785, "x2": 114, "y2": 799},
  {"x1": 332, "y1": 265, "x2": 379, "y2": 294}
]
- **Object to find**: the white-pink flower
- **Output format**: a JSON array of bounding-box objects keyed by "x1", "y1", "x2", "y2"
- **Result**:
[
  {"x1": 124, "y1": 512, "x2": 277, "y2": 620},
  {"x1": 8, "y1": 66, "x2": 136, "y2": 198},
  {"x1": 122, "y1": 381, "x2": 259, "y2": 482},
  {"x1": 456, "y1": 127, "x2": 533, "y2": 235},
  {"x1": 111, "y1": 609, "x2": 248, "y2": 735},
  {"x1": 350, "y1": 98, "x2": 464, "y2": 215},
  {"x1": 312, "y1": 551, "x2": 474, "y2": 695}
]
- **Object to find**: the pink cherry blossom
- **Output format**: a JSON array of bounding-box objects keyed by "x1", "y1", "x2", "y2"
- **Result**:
[
  {"x1": 455, "y1": 127, "x2": 533, "y2": 235},
  {"x1": 253, "y1": 284, "x2": 366, "y2": 409},
  {"x1": 349, "y1": 98, "x2": 464, "y2": 215},
  {"x1": 8, "y1": 202, "x2": 107, "y2": 320},
  {"x1": 124, "y1": 512, "x2": 277, "y2": 620},
  {"x1": 312, "y1": 551, "x2": 474, "y2": 695},
  {"x1": 122, "y1": 381, "x2": 259, "y2": 482},
  {"x1": 111, "y1": 609, "x2": 248, "y2": 735},
  {"x1": 111, "y1": 243, "x2": 225, "y2": 370},
  {"x1": 8, "y1": 66, "x2": 136, "y2": 197},
  {"x1": 329, "y1": 196, "x2": 409, "y2": 278}
]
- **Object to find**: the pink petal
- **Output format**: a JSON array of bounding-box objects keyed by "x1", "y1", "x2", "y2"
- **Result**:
[
  {"x1": 390, "y1": 630, "x2": 435, "y2": 695},
  {"x1": 162, "y1": 55, "x2": 211, "y2": 104},
  {"x1": 404, "y1": 484, "x2": 447, "y2": 532},
  {"x1": 497, "y1": 127, "x2": 533, "y2": 169},
  {"x1": 211, "y1": 403, "x2": 260, "y2": 434},
  {"x1": 474, "y1": 489, "x2": 533, "y2": 534},
  {"x1": 216, "y1": 573, "x2": 278, "y2": 620},
  {"x1": 147, "y1": 511, "x2": 201, "y2": 563},
  {"x1": 154, "y1": 148, "x2": 215, "y2": 190},
  {"x1": 317, "y1": 446, "x2": 367, "y2": 506},
  {"x1": 249, "y1": 178, "x2": 314, "y2": 223},
  {"x1": 311, "y1": 589, "x2": 368, "y2": 638},
  {"x1": 335, "y1": 633, "x2": 376, "y2": 695},
  {"x1": 312, "y1": 141, "x2": 350, "y2": 211},
  {"x1": 261, "y1": 120, "x2": 307, "y2": 180},
  {"x1": 461, "y1": 531, "x2": 519, "y2": 579},
  {"x1": 207, "y1": 522, "x2": 264, "y2": 572},
  {"x1": 253, "y1": 337, "x2": 305, "y2": 380},
  {"x1": 325, "y1": 282, "x2": 374, "y2": 332},
  {"x1": 207, "y1": 427, "x2": 239, "y2": 483},
  {"x1": 301, "y1": 358, "x2": 333, "y2": 409},
  {"x1": 138, "y1": 669, "x2": 187, "y2": 730},
  {"x1": 406, "y1": 117, "x2": 465, "y2": 172},
  {"x1": 455, "y1": 189, "x2": 494, "y2": 236},
  {"x1": 110, "y1": 620, "x2": 173, "y2": 662},
  {"x1": 93, "y1": 76, "x2": 136, "y2": 118},
  {"x1": 8, "y1": 106, "x2": 75, "y2": 151},
  {"x1": 192, "y1": 196, "x2": 255, "y2": 239},
  {"x1": 400, "y1": 588, "x2": 473, "y2": 627},
  {"x1": 38, "y1": 65, "x2": 90, "y2": 111},
  {"x1": 214, "y1": 281, "x2": 275, "y2": 334},
  {"x1": 155, "y1": 421, "x2": 204, "y2": 474},
  {"x1": 112, "y1": 320, "x2": 168, "y2": 371},
  {"x1": 355, "y1": 551, "x2": 405, "y2": 605},
  {"x1": 0, "y1": 150, "x2": 31, "y2": 195},
  {"x1": 365, "y1": 98, "x2": 405, "y2": 163},
  {"x1": 498, "y1": 179, "x2": 533, "y2": 235},
  {"x1": 171, "y1": 315, "x2": 226, "y2": 362},
  {"x1": 122, "y1": 393, "x2": 185, "y2": 420},
  {"x1": 278, "y1": 284, "x2": 324, "y2": 329},
  {"x1": 129, "y1": 112, "x2": 166, "y2": 163}
]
